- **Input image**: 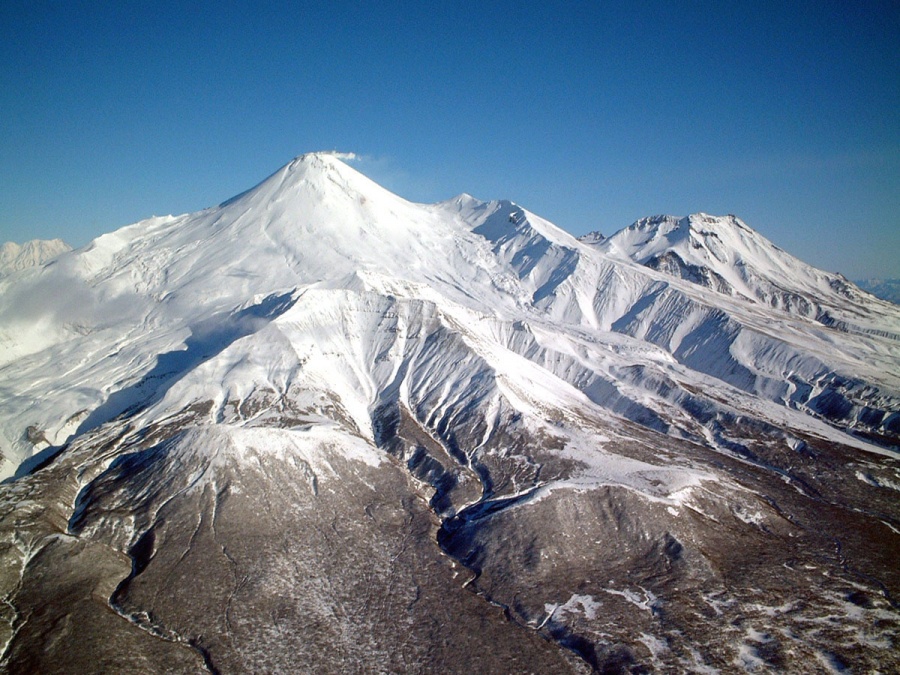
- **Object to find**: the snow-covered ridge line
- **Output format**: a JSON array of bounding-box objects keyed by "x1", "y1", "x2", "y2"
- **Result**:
[{"x1": 0, "y1": 152, "x2": 897, "y2": 480}]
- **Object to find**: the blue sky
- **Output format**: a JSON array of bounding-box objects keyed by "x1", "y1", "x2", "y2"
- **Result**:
[{"x1": 1, "y1": 1, "x2": 897, "y2": 279}]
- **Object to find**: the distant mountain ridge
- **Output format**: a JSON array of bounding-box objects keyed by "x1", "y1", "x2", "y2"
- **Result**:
[
  {"x1": 579, "y1": 213, "x2": 900, "y2": 347},
  {"x1": 589, "y1": 213, "x2": 865, "y2": 310},
  {"x1": 855, "y1": 278, "x2": 900, "y2": 305},
  {"x1": 0, "y1": 238, "x2": 71, "y2": 277}
]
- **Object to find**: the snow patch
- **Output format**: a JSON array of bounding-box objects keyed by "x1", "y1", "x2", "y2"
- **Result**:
[{"x1": 545, "y1": 593, "x2": 602, "y2": 621}]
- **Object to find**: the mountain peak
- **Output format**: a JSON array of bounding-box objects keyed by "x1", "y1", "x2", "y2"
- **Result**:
[
  {"x1": 276, "y1": 150, "x2": 364, "y2": 187},
  {"x1": 606, "y1": 212, "x2": 784, "y2": 262},
  {"x1": 626, "y1": 213, "x2": 747, "y2": 240},
  {"x1": 218, "y1": 151, "x2": 399, "y2": 216},
  {"x1": 577, "y1": 230, "x2": 606, "y2": 246},
  {"x1": 0, "y1": 238, "x2": 71, "y2": 278},
  {"x1": 285, "y1": 150, "x2": 356, "y2": 172},
  {"x1": 684, "y1": 212, "x2": 754, "y2": 235},
  {"x1": 598, "y1": 212, "x2": 862, "y2": 310}
]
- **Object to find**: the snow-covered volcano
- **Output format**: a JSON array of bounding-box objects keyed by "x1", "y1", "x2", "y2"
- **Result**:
[
  {"x1": 1, "y1": 153, "x2": 898, "y2": 673},
  {"x1": 592, "y1": 213, "x2": 878, "y2": 315}
]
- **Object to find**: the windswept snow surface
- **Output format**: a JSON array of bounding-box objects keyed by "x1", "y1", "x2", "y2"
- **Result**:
[{"x1": 1, "y1": 153, "x2": 899, "y2": 672}]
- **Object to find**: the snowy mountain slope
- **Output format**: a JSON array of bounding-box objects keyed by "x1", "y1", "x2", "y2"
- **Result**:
[
  {"x1": 3, "y1": 189, "x2": 896, "y2": 479},
  {"x1": 0, "y1": 153, "x2": 899, "y2": 672},
  {"x1": 592, "y1": 213, "x2": 896, "y2": 329},
  {"x1": 467, "y1": 208, "x2": 900, "y2": 447},
  {"x1": 0, "y1": 238, "x2": 71, "y2": 277}
]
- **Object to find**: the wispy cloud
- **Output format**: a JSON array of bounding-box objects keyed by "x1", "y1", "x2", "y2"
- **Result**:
[{"x1": 320, "y1": 151, "x2": 360, "y2": 162}]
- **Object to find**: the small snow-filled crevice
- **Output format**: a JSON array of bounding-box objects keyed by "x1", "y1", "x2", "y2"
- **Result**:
[
  {"x1": 603, "y1": 586, "x2": 660, "y2": 614},
  {"x1": 0, "y1": 534, "x2": 55, "y2": 663},
  {"x1": 107, "y1": 531, "x2": 220, "y2": 674}
]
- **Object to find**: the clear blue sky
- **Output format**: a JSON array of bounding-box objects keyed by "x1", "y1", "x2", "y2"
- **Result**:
[{"x1": 1, "y1": 1, "x2": 897, "y2": 279}]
